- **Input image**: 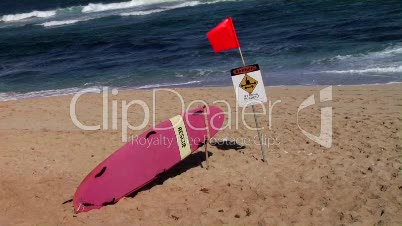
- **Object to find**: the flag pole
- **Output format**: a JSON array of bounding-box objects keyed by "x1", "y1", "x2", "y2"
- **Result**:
[
  {"x1": 203, "y1": 105, "x2": 211, "y2": 169},
  {"x1": 238, "y1": 47, "x2": 246, "y2": 67},
  {"x1": 237, "y1": 47, "x2": 267, "y2": 162}
]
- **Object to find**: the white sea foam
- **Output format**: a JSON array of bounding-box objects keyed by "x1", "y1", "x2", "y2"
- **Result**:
[
  {"x1": 322, "y1": 65, "x2": 402, "y2": 74},
  {"x1": 0, "y1": 80, "x2": 202, "y2": 101},
  {"x1": 1, "y1": 0, "x2": 235, "y2": 25},
  {"x1": 204, "y1": 0, "x2": 237, "y2": 4},
  {"x1": 366, "y1": 46, "x2": 402, "y2": 58},
  {"x1": 331, "y1": 54, "x2": 353, "y2": 61},
  {"x1": 40, "y1": 19, "x2": 88, "y2": 27},
  {"x1": 120, "y1": 9, "x2": 166, "y2": 16},
  {"x1": 334, "y1": 81, "x2": 402, "y2": 87},
  {"x1": 136, "y1": 80, "x2": 201, "y2": 89},
  {"x1": 167, "y1": 1, "x2": 201, "y2": 8},
  {"x1": 0, "y1": 87, "x2": 102, "y2": 102},
  {"x1": 325, "y1": 45, "x2": 402, "y2": 63},
  {"x1": 0, "y1": 10, "x2": 56, "y2": 22},
  {"x1": 120, "y1": 1, "x2": 200, "y2": 16},
  {"x1": 82, "y1": 0, "x2": 181, "y2": 13}
]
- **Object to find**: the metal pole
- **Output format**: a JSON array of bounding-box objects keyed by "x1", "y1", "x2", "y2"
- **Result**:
[
  {"x1": 238, "y1": 47, "x2": 246, "y2": 67},
  {"x1": 252, "y1": 104, "x2": 266, "y2": 162},
  {"x1": 203, "y1": 105, "x2": 211, "y2": 169},
  {"x1": 238, "y1": 47, "x2": 267, "y2": 162}
]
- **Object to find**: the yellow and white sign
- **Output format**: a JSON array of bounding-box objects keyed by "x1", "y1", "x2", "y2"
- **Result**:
[
  {"x1": 169, "y1": 115, "x2": 191, "y2": 160},
  {"x1": 231, "y1": 64, "x2": 267, "y2": 107}
]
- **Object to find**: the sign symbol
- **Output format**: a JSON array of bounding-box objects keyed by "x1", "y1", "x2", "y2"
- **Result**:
[
  {"x1": 231, "y1": 64, "x2": 267, "y2": 107},
  {"x1": 239, "y1": 74, "x2": 258, "y2": 94}
]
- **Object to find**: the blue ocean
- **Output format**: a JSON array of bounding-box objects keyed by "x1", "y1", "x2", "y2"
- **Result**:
[{"x1": 0, "y1": 0, "x2": 401, "y2": 100}]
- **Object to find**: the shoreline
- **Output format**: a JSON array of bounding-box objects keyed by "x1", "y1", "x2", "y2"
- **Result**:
[{"x1": 1, "y1": 81, "x2": 401, "y2": 102}]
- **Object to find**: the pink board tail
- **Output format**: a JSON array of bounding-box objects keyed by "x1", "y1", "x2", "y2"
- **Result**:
[{"x1": 73, "y1": 106, "x2": 224, "y2": 213}]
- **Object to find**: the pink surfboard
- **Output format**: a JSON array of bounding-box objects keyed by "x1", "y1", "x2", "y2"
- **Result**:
[{"x1": 73, "y1": 106, "x2": 224, "y2": 213}]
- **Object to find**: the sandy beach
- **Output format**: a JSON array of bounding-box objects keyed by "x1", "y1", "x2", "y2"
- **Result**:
[{"x1": 0, "y1": 84, "x2": 401, "y2": 225}]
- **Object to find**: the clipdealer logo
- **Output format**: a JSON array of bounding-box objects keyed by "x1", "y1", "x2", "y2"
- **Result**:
[
  {"x1": 297, "y1": 86, "x2": 333, "y2": 148},
  {"x1": 69, "y1": 86, "x2": 333, "y2": 149}
]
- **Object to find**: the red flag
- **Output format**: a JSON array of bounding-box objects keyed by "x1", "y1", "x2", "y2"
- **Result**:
[{"x1": 207, "y1": 17, "x2": 240, "y2": 53}]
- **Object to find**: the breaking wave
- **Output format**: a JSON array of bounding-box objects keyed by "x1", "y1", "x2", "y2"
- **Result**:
[
  {"x1": 0, "y1": 80, "x2": 202, "y2": 101},
  {"x1": 317, "y1": 45, "x2": 402, "y2": 63},
  {"x1": 82, "y1": 0, "x2": 181, "y2": 13},
  {"x1": 120, "y1": 1, "x2": 200, "y2": 16},
  {"x1": 0, "y1": 10, "x2": 56, "y2": 22},
  {"x1": 1, "y1": 0, "x2": 234, "y2": 25},
  {"x1": 375, "y1": 46, "x2": 402, "y2": 56},
  {"x1": 40, "y1": 19, "x2": 90, "y2": 27},
  {"x1": 0, "y1": 87, "x2": 101, "y2": 102},
  {"x1": 321, "y1": 66, "x2": 402, "y2": 74},
  {"x1": 136, "y1": 80, "x2": 201, "y2": 89},
  {"x1": 120, "y1": 9, "x2": 166, "y2": 16}
]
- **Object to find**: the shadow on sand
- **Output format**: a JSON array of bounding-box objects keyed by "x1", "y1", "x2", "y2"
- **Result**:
[
  {"x1": 211, "y1": 140, "x2": 246, "y2": 151},
  {"x1": 127, "y1": 151, "x2": 212, "y2": 198}
]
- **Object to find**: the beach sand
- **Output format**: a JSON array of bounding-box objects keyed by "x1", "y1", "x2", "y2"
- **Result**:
[{"x1": 0, "y1": 84, "x2": 401, "y2": 225}]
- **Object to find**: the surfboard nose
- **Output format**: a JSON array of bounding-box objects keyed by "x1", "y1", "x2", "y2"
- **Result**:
[{"x1": 207, "y1": 105, "x2": 225, "y2": 138}]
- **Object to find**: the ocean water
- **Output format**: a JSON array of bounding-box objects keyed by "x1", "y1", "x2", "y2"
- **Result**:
[{"x1": 0, "y1": 0, "x2": 401, "y2": 100}]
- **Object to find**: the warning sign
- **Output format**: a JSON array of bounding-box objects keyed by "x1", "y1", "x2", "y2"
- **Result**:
[
  {"x1": 231, "y1": 64, "x2": 267, "y2": 107},
  {"x1": 239, "y1": 74, "x2": 258, "y2": 94}
]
